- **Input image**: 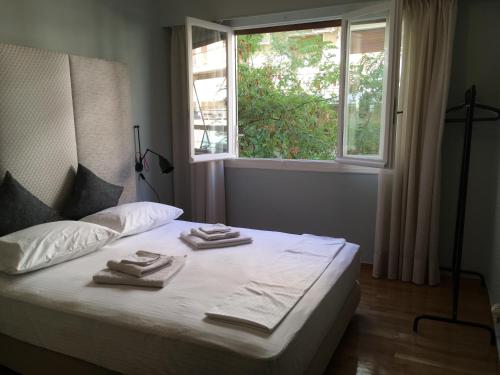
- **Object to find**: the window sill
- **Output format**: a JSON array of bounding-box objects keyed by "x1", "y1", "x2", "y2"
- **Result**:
[{"x1": 225, "y1": 158, "x2": 380, "y2": 174}]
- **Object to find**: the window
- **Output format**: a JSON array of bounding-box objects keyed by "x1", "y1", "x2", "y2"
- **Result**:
[
  {"x1": 187, "y1": 1, "x2": 401, "y2": 167},
  {"x1": 237, "y1": 22, "x2": 341, "y2": 160},
  {"x1": 187, "y1": 18, "x2": 236, "y2": 162},
  {"x1": 343, "y1": 21, "x2": 387, "y2": 160}
]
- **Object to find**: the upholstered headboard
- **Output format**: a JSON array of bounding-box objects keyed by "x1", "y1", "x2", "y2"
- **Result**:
[{"x1": 0, "y1": 43, "x2": 136, "y2": 209}]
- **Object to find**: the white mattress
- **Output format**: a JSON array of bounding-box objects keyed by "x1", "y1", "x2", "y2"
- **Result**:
[{"x1": 0, "y1": 220, "x2": 360, "y2": 375}]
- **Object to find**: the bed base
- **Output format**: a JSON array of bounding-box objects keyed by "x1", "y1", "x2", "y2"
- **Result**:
[
  {"x1": 0, "y1": 282, "x2": 360, "y2": 375},
  {"x1": 306, "y1": 281, "x2": 360, "y2": 375}
]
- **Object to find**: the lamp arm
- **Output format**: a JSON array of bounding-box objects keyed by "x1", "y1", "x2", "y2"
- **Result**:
[
  {"x1": 134, "y1": 125, "x2": 174, "y2": 175},
  {"x1": 134, "y1": 125, "x2": 141, "y2": 161},
  {"x1": 140, "y1": 148, "x2": 162, "y2": 162}
]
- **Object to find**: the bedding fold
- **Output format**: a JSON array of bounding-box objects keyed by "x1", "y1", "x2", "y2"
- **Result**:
[
  {"x1": 93, "y1": 255, "x2": 186, "y2": 288},
  {"x1": 205, "y1": 235, "x2": 345, "y2": 331}
]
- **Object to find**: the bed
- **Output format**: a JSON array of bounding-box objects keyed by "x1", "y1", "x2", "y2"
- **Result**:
[{"x1": 0, "y1": 43, "x2": 360, "y2": 374}]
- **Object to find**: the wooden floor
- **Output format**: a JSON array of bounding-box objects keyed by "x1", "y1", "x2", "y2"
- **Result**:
[{"x1": 325, "y1": 265, "x2": 499, "y2": 374}]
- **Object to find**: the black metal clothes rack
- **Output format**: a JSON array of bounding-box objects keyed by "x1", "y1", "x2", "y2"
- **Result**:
[{"x1": 413, "y1": 85, "x2": 500, "y2": 345}]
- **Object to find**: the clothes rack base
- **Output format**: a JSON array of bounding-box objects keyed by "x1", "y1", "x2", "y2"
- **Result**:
[{"x1": 414, "y1": 315, "x2": 495, "y2": 345}]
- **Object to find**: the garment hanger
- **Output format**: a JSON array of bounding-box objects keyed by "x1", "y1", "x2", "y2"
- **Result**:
[{"x1": 445, "y1": 87, "x2": 500, "y2": 123}]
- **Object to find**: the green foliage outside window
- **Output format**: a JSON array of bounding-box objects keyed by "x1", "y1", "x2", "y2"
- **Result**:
[
  {"x1": 345, "y1": 53, "x2": 385, "y2": 156},
  {"x1": 237, "y1": 30, "x2": 384, "y2": 160}
]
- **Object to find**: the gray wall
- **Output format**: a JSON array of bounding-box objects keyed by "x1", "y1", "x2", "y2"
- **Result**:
[
  {"x1": 226, "y1": 169, "x2": 378, "y2": 263},
  {"x1": 0, "y1": 0, "x2": 173, "y2": 203},
  {"x1": 440, "y1": 0, "x2": 500, "y2": 306}
]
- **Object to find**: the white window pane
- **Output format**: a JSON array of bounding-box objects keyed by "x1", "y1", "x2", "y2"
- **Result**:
[
  {"x1": 344, "y1": 21, "x2": 386, "y2": 159},
  {"x1": 191, "y1": 25, "x2": 229, "y2": 156}
]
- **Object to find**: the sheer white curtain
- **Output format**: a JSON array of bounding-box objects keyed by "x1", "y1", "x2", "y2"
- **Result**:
[
  {"x1": 373, "y1": 0, "x2": 457, "y2": 285},
  {"x1": 169, "y1": 26, "x2": 226, "y2": 223}
]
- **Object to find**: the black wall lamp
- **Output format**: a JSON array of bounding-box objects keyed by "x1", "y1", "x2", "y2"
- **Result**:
[{"x1": 134, "y1": 125, "x2": 174, "y2": 202}]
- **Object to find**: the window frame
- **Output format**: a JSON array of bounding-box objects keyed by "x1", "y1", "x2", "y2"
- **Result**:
[
  {"x1": 336, "y1": 2, "x2": 401, "y2": 168},
  {"x1": 186, "y1": 17, "x2": 238, "y2": 163},
  {"x1": 186, "y1": 0, "x2": 401, "y2": 169}
]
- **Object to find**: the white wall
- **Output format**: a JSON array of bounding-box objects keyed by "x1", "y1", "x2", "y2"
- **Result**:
[
  {"x1": 226, "y1": 168, "x2": 378, "y2": 263},
  {"x1": 0, "y1": 0, "x2": 173, "y2": 203}
]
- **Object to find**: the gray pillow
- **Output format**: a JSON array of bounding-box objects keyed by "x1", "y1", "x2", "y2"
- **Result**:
[
  {"x1": 62, "y1": 164, "x2": 123, "y2": 220},
  {"x1": 0, "y1": 171, "x2": 61, "y2": 237}
]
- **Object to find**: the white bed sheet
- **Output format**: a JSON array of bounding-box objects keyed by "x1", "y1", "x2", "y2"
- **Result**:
[{"x1": 0, "y1": 220, "x2": 360, "y2": 375}]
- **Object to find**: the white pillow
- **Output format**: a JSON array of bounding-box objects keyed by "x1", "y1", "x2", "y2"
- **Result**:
[
  {"x1": 81, "y1": 202, "x2": 183, "y2": 236},
  {"x1": 0, "y1": 221, "x2": 120, "y2": 274}
]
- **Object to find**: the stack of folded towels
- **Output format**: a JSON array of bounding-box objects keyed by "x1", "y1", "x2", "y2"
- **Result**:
[
  {"x1": 180, "y1": 223, "x2": 252, "y2": 250},
  {"x1": 93, "y1": 250, "x2": 186, "y2": 288}
]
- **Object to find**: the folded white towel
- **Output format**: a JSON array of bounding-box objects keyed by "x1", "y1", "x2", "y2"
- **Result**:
[
  {"x1": 180, "y1": 231, "x2": 252, "y2": 250},
  {"x1": 199, "y1": 223, "x2": 231, "y2": 234},
  {"x1": 206, "y1": 281, "x2": 303, "y2": 331},
  {"x1": 190, "y1": 228, "x2": 240, "y2": 241},
  {"x1": 121, "y1": 250, "x2": 162, "y2": 266},
  {"x1": 107, "y1": 255, "x2": 173, "y2": 277},
  {"x1": 93, "y1": 256, "x2": 186, "y2": 288},
  {"x1": 205, "y1": 235, "x2": 346, "y2": 331}
]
